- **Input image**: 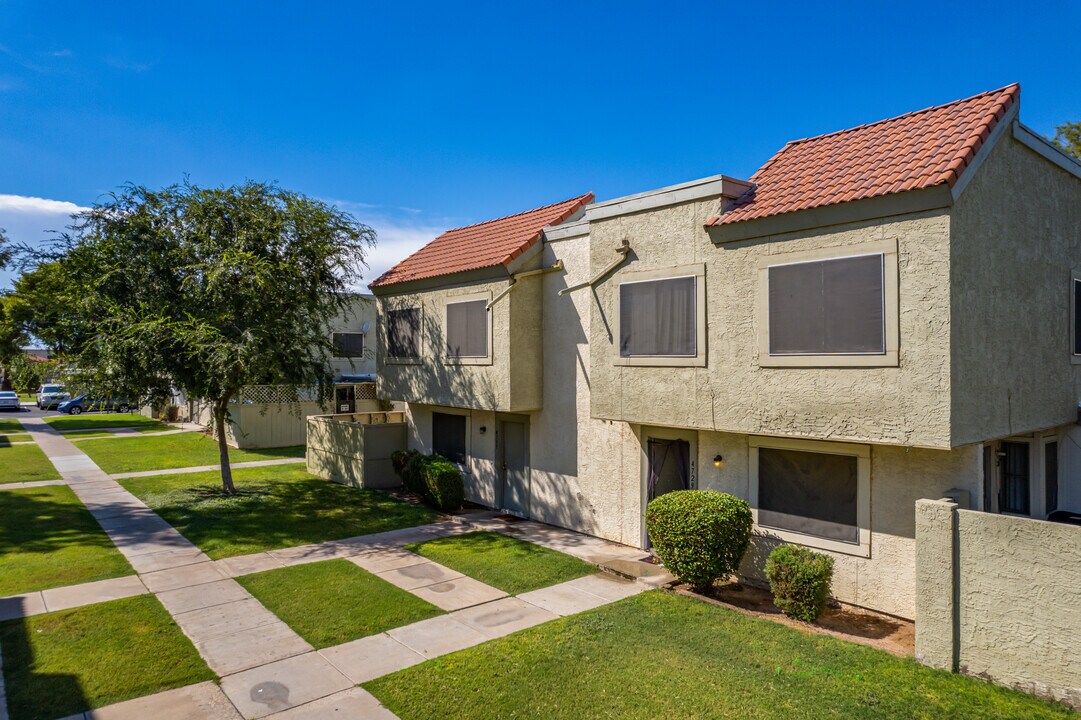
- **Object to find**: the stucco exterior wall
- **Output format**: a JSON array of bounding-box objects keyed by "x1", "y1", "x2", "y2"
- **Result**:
[
  {"x1": 305, "y1": 415, "x2": 405, "y2": 488},
  {"x1": 330, "y1": 294, "x2": 378, "y2": 380},
  {"x1": 916, "y1": 499, "x2": 1081, "y2": 708},
  {"x1": 376, "y1": 274, "x2": 543, "y2": 412},
  {"x1": 950, "y1": 135, "x2": 1081, "y2": 445},
  {"x1": 587, "y1": 198, "x2": 954, "y2": 448}
]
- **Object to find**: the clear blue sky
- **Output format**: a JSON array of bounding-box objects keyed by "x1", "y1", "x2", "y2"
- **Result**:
[{"x1": 0, "y1": 0, "x2": 1078, "y2": 288}]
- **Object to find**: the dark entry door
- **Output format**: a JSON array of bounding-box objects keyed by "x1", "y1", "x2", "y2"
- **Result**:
[
  {"x1": 335, "y1": 386, "x2": 355, "y2": 413},
  {"x1": 499, "y1": 419, "x2": 529, "y2": 516},
  {"x1": 646, "y1": 438, "x2": 691, "y2": 547},
  {"x1": 1000, "y1": 441, "x2": 1030, "y2": 515}
]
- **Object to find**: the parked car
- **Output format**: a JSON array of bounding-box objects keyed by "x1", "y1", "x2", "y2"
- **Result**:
[
  {"x1": 0, "y1": 391, "x2": 21, "y2": 412},
  {"x1": 57, "y1": 395, "x2": 137, "y2": 415},
  {"x1": 36, "y1": 384, "x2": 69, "y2": 410}
]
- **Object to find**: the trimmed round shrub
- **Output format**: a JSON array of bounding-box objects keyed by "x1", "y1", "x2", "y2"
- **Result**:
[
  {"x1": 645, "y1": 490, "x2": 753, "y2": 591},
  {"x1": 390, "y1": 449, "x2": 419, "y2": 478},
  {"x1": 765, "y1": 544, "x2": 834, "y2": 622},
  {"x1": 420, "y1": 456, "x2": 465, "y2": 512},
  {"x1": 401, "y1": 453, "x2": 428, "y2": 495}
]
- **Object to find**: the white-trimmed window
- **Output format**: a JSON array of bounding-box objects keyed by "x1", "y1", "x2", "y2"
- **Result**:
[
  {"x1": 749, "y1": 436, "x2": 871, "y2": 556},
  {"x1": 386, "y1": 307, "x2": 421, "y2": 360},
  {"x1": 615, "y1": 263, "x2": 706, "y2": 367},
  {"x1": 332, "y1": 332, "x2": 364, "y2": 358},
  {"x1": 758, "y1": 239, "x2": 898, "y2": 367},
  {"x1": 445, "y1": 293, "x2": 491, "y2": 364}
]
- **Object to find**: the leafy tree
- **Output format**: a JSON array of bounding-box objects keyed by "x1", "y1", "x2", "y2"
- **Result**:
[
  {"x1": 5, "y1": 262, "x2": 77, "y2": 355},
  {"x1": 1053, "y1": 121, "x2": 1081, "y2": 160},
  {"x1": 8, "y1": 354, "x2": 53, "y2": 394},
  {"x1": 54, "y1": 181, "x2": 374, "y2": 494}
]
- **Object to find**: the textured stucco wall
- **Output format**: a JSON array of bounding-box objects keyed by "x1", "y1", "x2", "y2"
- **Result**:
[
  {"x1": 305, "y1": 417, "x2": 405, "y2": 488},
  {"x1": 916, "y1": 501, "x2": 1081, "y2": 708},
  {"x1": 376, "y1": 274, "x2": 542, "y2": 412},
  {"x1": 950, "y1": 135, "x2": 1081, "y2": 445},
  {"x1": 330, "y1": 294, "x2": 378, "y2": 380},
  {"x1": 587, "y1": 198, "x2": 954, "y2": 448}
]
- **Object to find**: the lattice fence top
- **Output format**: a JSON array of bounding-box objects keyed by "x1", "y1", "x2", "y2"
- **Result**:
[
  {"x1": 238, "y1": 385, "x2": 322, "y2": 404},
  {"x1": 356, "y1": 382, "x2": 377, "y2": 400}
]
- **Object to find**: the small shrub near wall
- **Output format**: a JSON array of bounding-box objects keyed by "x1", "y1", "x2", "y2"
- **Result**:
[
  {"x1": 645, "y1": 490, "x2": 753, "y2": 592},
  {"x1": 765, "y1": 544, "x2": 834, "y2": 622},
  {"x1": 390, "y1": 449, "x2": 464, "y2": 512}
]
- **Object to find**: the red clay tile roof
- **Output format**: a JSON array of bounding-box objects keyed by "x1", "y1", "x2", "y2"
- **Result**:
[
  {"x1": 707, "y1": 84, "x2": 1019, "y2": 227},
  {"x1": 371, "y1": 193, "x2": 593, "y2": 287}
]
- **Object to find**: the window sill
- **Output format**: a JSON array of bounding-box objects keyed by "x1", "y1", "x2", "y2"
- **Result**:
[
  {"x1": 443, "y1": 356, "x2": 494, "y2": 367},
  {"x1": 1071, "y1": 354, "x2": 1081, "y2": 366},
  {"x1": 614, "y1": 356, "x2": 706, "y2": 368},
  {"x1": 754, "y1": 525, "x2": 871, "y2": 558},
  {"x1": 758, "y1": 351, "x2": 898, "y2": 368}
]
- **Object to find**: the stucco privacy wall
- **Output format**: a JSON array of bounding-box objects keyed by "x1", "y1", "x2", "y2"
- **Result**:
[
  {"x1": 306, "y1": 416, "x2": 405, "y2": 488},
  {"x1": 916, "y1": 499, "x2": 1081, "y2": 708},
  {"x1": 587, "y1": 197, "x2": 954, "y2": 449},
  {"x1": 950, "y1": 134, "x2": 1081, "y2": 446},
  {"x1": 376, "y1": 272, "x2": 542, "y2": 412}
]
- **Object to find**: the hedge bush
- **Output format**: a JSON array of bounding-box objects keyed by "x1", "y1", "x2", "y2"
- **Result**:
[
  {"x1": 765, "y1": 544, "x2": 834, "y2": 622},
  {"x1": 389, "y1": 449, "x2": 464, "y2": 512},
  {"x1": 645, "y1": 490, "x2": 752, "y2": 591},
  {"x1": 420, "y1": 455, "x2": 466, "y2": 512}
]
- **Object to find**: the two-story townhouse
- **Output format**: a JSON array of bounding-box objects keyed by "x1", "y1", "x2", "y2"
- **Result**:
[{"x1": 372, "y1": 83, "x2": 1081, "y2": 620}]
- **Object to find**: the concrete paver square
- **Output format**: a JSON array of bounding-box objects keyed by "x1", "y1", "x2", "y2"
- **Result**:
[
  {"x1": 0, "y1": 592, "x2": 45, "y2": 621},
  {"x1": 127, "y1": 547, "x2": 211, "y2": 574},
  {"x1": 87, "y1": 681, "x2": 241, "y2": 720},
  {"x1": 173, "y1": 598, "x2": 283, "y2": 640},
  {"x1": 197, "y1": 622, "x2": 312, "y2": 676},
  {"x1": 220, "y1": 651, "x2": 351, "y2": 719},
  {"x1": 348, "y1": 548, "x2": 428, "y2": 574},
  {"x1": 386, "y1": 614, "x2": 487, "y2": 659},
  {"x1": 267, "y1": 543, "x2": 341, "y2": 567},
  {"x1": 156, "y1": 578, "x2": 252, "y2": 615},
  {"x1": 141, "y1": 561, "x2": 228, "y2": 593},
  {"x1": 42, "y1": 575, "x2": 148, "y2": 612},
  {"x1": 214, "y1": 552, "x2": 284, "y2": 578},
  {"x1": 319, "y1": 633, "x2": 424, "y2": 683},
  {"x1": 452, "y1": 596, "x2": 558, "y2": 639},
  {"x1": 264, "y1": 687, "x2": 399, "y2": 720},
  {"x1": 564, "y1": 572, "x2": 647, "y2": 602},
  {"x1": 409, "y1": 576, "x2": 508, "y2": 611},
  {"x1": 377, "y1": 560, "x2": 463, "y2": 591},
  {"x1": 517, "y1": 583, "x2": 610, "y2": 617}
]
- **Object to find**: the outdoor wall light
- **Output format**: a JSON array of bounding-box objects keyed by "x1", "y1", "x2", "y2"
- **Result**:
[
  {"x1": 479, "y1": 426, "x2": 487, "y2": 434},
  {"x1": 713, "y1": 454, "x2": 725, "y2": 469}
]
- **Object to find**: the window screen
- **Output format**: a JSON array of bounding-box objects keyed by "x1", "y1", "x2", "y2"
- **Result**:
[
  {"x1": 768, "y1": 254, "x2": 885, "y2": 355},
  {"x1": 1073, "y1": 280, "x2": 1081, "y2": 355},
  {"x1": 619, "y1": 276, "x2": 696, "y2": 357},
  {"x1": 758, "y1": 447, "x2": 858, "y2": 543},
  {"x1": 446, "y1": 300, "x2": 488, "y2": 358},
  {"x1": 332, "y1": 332, "x2": 364, "y2": 358},
  {"x1": 432, "y1": 412, "x2": 467, "y2": 464},
  {"x1": 387, "y1": 308, "x2": 420, "y2": 358}
]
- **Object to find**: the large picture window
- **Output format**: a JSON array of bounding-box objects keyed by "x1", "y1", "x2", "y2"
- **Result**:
[
  {"x1": 758, "y1": 239, "x2": 898, "y2": 368},
  {"x1": 432, "y1": 412, "x2": 467, "y2": 465},
  {"x1": 446, "y1": 299, "x2": 488, "y2": 359},
  {"x1": 387, "y1": 308, "x2": 421, "y2": 359},
  {"x1": 749, "y1": 437, "x2": 870, "y2": 556},
  {"x1": 332, "y1": 332, "x2": 364, "y2": 358},
  {"x1": 615, "y1": 263, "x2": 706, "y2": 367}
]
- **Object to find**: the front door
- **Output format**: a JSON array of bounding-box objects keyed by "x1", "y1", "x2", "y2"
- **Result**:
[
  {"x1": 643, "y1": 430, "x2": 695, "y2": 548},
  {"x1": 499, "y1": 417, "x2": 529, "y2": 516},
  {"x1": 335, "y1": 386, "x2": 355, "y2": 413},
  {"x1": 1000, "y1": 441, "x2": 1031, "y2": 515}
]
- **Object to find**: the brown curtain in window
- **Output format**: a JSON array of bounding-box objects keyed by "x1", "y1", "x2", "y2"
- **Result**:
[
  {"x1": 620, "y1": 277, "x2": 696, "y2": 357},
  {"x1": 447, "y1": 300, "x2": 487, "y2": 358},
  {"x1": 388, "y1": 308, "x2": 420, "y2": 358}
]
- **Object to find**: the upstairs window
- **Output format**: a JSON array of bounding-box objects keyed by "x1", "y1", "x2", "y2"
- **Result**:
[
  {"x1": 387, "y1": 308, "x2": 421, "y2": 359},
  {"x1": 332, "y1": 332, "x2": 364, "y2": 358},
  {"x1": 446, "y1": 299, "x2": 488, "y2": 359},
  {"x1": 615, "y1": 263, "x2": 706, "y2": 367},
  {"x1": 758, "y1": 239, "x2": 898, "y2": 368}
]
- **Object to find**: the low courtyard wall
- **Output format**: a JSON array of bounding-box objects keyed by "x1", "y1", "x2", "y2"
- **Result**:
[
  {"x1": 915, "y1": 498, "x2": 1081, "y2": 709},
  {"x1": 306, "y1": 412, "x2": 406, "y2": 489}
]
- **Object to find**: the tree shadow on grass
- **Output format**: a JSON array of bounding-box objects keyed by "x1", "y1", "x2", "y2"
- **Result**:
[
  {"x1": 0, "y1": 611, "x2": 88, "y2": 720},
  {"x1": 0, "y1": 487, "x2": 121, "y2": 557}
]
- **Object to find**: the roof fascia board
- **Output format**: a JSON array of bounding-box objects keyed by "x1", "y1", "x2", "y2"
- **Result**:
[
  {"x1": 543, "y1": 218, "x2": 589, "y2": 242},
  {"x1": 1013, "y1": 121, "x2": 1081, "y2": 181},
  {"x1": 586, "y1": 174, "x2": 752, "y2": 222},
  {"x1": 505, "y1": 239, "x2": 544, "y2": 274},
  {"x1": 950, "y1": 100, "x2": 1020, "y2": 202},
  {"x1": 708, "y1": 185, "x2": 953, "y2": 244},
  {"x1": 369, "y1": 264, "x2": 509, "y2": 297}
]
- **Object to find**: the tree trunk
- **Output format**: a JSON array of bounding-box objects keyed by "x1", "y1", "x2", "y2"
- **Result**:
[{"x1": 213, "y1": 399, "x2": 236, "y2": 495}]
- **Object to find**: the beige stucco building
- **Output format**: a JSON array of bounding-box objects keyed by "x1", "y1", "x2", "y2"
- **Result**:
[{"x1": 371, "y1": 84, "x2": 1081, "y2": 622}]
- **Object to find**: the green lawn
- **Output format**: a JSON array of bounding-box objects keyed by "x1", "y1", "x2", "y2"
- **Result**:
[
  {"x1": 406, "y1": 531, "x2": 594, "y2": 595},
  {"x1": 366, "y1": 592, "x2": 1072, "y2": 720},
  {"x1": 44, "y1": 413, "x2": 171, "y2": 434},
  {"x1": 119, "y1": 464, "x2": 437, "y2": 559},
  {"x1": 0, "y1": 595, "x2": 215, "y2": 720},
  {"x1": 78, "y1": 430, "x2": 304, "y2": 474},
  {"x1": 237, "y1": 559, "x2": 443, "y2": 648},
  {"x1": 0, "y1": 417, "x2": 27, "y2": 434},
  {"x1": 0, "y1": 485, "x2": 134, "y2": 596},
  {"x1": 0, "y1": 444, "x2": 61, "y2": 485}
]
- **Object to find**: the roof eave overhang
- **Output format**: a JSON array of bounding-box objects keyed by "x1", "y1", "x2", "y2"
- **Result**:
[{"x1": 369, "y1": 263, "x2": 511, "y2": 297}]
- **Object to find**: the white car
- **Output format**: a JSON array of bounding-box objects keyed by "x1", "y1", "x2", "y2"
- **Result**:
[
  {"x1": 36, "y1": 384, "x2": 69, "y2": 410},
  {"x1": 0, "y1": 391, "x2": 19, "y2": 411}
]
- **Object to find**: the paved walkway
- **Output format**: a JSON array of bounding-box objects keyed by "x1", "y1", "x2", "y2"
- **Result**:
[{"x1": 9, "y1": 417, "x2": 653, "y2": 720}]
